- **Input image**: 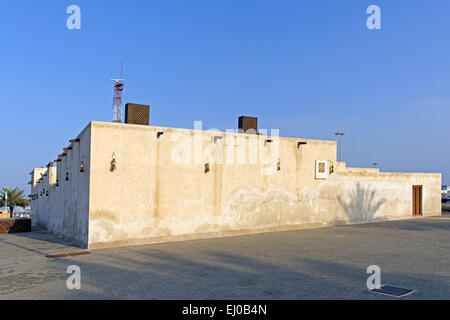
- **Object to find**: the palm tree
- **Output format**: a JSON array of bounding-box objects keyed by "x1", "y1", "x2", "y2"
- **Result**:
[{"x1": 1, "y1": 187, "x2": 30, "y2": 218}]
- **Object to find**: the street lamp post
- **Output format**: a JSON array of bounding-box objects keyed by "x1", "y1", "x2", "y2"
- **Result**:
[{"x1": 335, "y1": 132, "x2": 346, "y2": 162}]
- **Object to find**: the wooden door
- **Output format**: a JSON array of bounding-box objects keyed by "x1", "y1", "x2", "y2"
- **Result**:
[{"x1": 412, "y1": 185, "x2": 422, "y2": 216}]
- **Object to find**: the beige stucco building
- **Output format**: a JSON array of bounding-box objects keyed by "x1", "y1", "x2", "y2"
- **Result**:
[{"x1": 30, "y1": 120, "x2": 442, "y2": 249}]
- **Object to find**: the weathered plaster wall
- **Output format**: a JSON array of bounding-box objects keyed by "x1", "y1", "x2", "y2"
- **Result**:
[
  {"x1": 87, "y1": 121, "x2": 441, "y2": 249},
  {"x1": 322, "y1": 165, "x2": 441, "y2": 223},
  {"x1": 30, "y1": 123, "x2": 91, "y2": 247},
  {"x1": 30, "y1": 167, "x2": 47, "y2": 226}
]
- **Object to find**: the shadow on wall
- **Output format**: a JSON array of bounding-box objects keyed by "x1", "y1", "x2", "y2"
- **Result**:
[{"x1": 337, "y1": 183, "x2": 385, "y2": 223}]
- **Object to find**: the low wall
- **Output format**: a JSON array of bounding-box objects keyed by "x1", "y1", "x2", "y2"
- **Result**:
[
  {"x1": 0, "y1": 218, "x2": 31, "y2": 234},
  {"x1": 86, "y1": 122, "x2": 441, "y2": 249},
  {"x1": 30, "y1": 123, "x2": 91, "y2": 248},
  {"x1": 31, "y1": 121, "x2": 442, "y2": 249},
  {"x1": 89, "y1": 176, "x2": 441, "y2": 249}
]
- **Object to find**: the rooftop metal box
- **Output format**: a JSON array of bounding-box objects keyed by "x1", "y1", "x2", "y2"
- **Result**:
[
  {"x1": 238, "y1": 116, "x2": 258, "y2": 134},
  {"x1": 125, "y1": 103, "x2": 150, "y2": 126}
]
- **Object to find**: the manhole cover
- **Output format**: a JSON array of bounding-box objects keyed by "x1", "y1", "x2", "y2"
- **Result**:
[{"x1": 370, "y1": 285, "x2": 414, "y2": 298}]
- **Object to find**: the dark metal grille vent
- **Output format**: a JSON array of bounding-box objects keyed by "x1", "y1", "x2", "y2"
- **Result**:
[{"x1": 125, "y1": 103, "x2": 150, "y2": 126}]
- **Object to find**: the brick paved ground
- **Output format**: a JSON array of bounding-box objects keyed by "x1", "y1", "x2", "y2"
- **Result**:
[{"x1": 0, "y1": 213, "x2": 449, "y2": 299}]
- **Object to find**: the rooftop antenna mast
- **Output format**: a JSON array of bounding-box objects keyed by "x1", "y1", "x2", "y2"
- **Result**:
[{"x1": 111, "y1": 61, "x2": 124, "y2": 123}]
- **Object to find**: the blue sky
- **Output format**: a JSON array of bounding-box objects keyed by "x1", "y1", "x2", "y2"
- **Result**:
[{"x1": 1, "y1": 0, "x2": 449, "y2": 193}]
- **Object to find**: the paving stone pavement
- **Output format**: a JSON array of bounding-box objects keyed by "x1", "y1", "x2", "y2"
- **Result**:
[{"x1": 0, "y1": 214, "x2": 449, "y2": 300}]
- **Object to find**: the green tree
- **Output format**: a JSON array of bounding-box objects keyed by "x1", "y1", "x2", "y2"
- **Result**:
[{"x1": 1, "y1": 187, "x2": 30, "y2": 218}]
